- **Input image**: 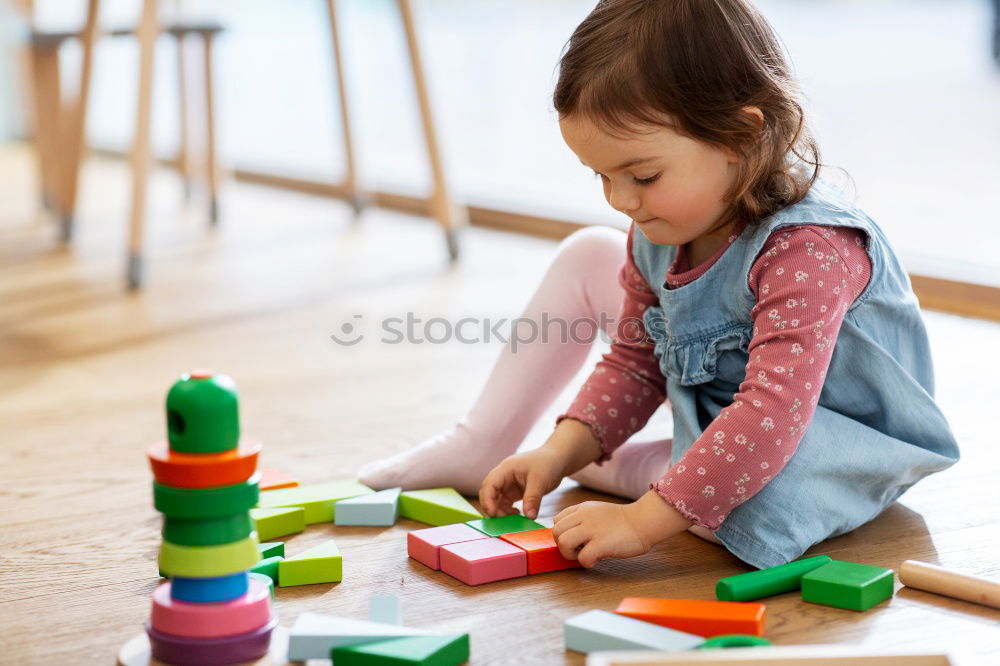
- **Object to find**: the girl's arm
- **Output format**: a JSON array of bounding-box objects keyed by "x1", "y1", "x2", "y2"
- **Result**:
[
  {"x1": 556, "y1": 223, "x2": 667, "y2": 463},
  {"x1": 650, "y1": 225, "x2": 872, "y2": 530}
]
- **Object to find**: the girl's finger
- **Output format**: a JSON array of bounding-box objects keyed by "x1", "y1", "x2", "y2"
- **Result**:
[
  {"x1": 555, "y1": 524, "x2": 588, "y2": 559},
  {"x1": 576, "y1": 541, "x2": 603, "y2": 569},
  {"x1": 553, "y1": 504, "x2": 579, "y2": 524}
]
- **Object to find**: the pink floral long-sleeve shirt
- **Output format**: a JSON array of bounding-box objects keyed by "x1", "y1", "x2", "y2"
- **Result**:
[{"x1": 557, "y1": 223, "x2": 873, "y2": 530}]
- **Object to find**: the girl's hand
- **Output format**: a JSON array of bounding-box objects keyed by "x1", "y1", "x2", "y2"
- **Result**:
[
  {"x1": 552, "y1": 490, "x2": 693, "y2": 568},
  {"x1": 479, "y1": 446, "x2": 570, "y2": 520}
]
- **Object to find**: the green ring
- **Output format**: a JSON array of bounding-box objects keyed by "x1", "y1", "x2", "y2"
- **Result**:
[
  {"x1": 162, "y1": 513, "x2": 254, "y2": 546},
  {"x1": 153, "y1": 473, "x2": 260, "y2": 519},
  {"x1": 698, "y1": 635, "x2": 772, "y2": 649},
  {"x1": 159, "y1": 533, "x2": 261, "y2": 578}
]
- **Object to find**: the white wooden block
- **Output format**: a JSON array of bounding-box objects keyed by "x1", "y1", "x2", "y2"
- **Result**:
[
  {"x1": 335, "y1": 487, "x2": 402, "y2": 526},
  {"x1": 584, "y1": 646, "x2": 966, "y2": 666},
  {"x1": 564, "y1": 609, "x2": 703, "y2": 654},
  {"x1": 368, "y1": 594, "x2": 402, "y2": 625},
  {"x1": 288, "y1": 611, "x2": 432, "y2": 660}
]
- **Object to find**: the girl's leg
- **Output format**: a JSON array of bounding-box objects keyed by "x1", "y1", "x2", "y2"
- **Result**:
[{"x1": 358, "y1": 226, "x2": 629, "y2": 495}]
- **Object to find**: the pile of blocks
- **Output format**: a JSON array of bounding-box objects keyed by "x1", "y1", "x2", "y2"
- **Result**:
[
  {"x1": 146, "y1": 371, "x2": 277, "y2": 664},
  {"x1": 408, "y1": 514, "x2": 582, "y2": 585},
  {"x1": 563, "y1": 554, "x2": 896, "y2": 655},
  {"x1": 287, "y1": 595, "x2": 469, "y2": 665}
]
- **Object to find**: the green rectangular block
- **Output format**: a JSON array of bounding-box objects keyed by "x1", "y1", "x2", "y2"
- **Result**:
[
  {"x1": 331, "y1": 633, "x2": 470, "y2": 665},
  {"x1": 257, "y1": 481, "x2": 374, "y2": 524},
  {"x1": 251, "y1": 507, "x2": 305, "y2": 540},
  {"x1": 801, "y1": 560, "x2": 894, "y2": 611},
  {"x1": 279, "y1": 539, "x2": 343, "y2": 586},
  {"x1": 398, "y1": 488, "x2": 481, "y2": 526},
  {"x1": 258, "y1": 542, "x2": 285, "y2": 559},
  {"x1": 716, "y1": 555, "x2": 832, "y2": 601},
  {"x1": 466, "y1": 514, "x2": 544, "y2": 537},
  {"x1": 250, "y1": 555, "x2": 283, "y2": 585}
]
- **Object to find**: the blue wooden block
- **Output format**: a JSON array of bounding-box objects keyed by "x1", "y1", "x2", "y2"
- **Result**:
[
  {"x1": 169, "y1": 573, "x2": 249, "y2": 603},
  {"x1": 564, "y1": 609, "x2": 703, "y2": 653},
  {"x1": 335, "y1": 487, "x2": 401, "y2": 526},
  {"x1": 368, "y1": 594, "x2": 402, "y2": 625}
]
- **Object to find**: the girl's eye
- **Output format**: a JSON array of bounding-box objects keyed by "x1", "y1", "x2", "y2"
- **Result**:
[{"x1": 634, "y1": 174, "x2": 660, "y2": 186}]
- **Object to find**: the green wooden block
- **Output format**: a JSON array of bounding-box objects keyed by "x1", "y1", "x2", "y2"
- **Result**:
[
  {"x1": 250, "y1": 555, "x2": 283, "y2": 584},
  {"x1": 465, "y1": 514, "x2": 544, "y2": 537},
  {"x1": 162, "y1": 513, "x2": 255, "y2": 547},
  {"x1": 279, "y1": 539, "x2": 343, "y2": 586},
  {"x1": 251, "y1": 507, "x2": 305, "y2": 540},
  {"x1": 256, "y1": 481, "x2": 373, "y2": 524},
  {"x1": 248, "y1": 571, "x2": 275, "y2": 600},
  {"x1": 398, "y1": 488, "x2": 481, "y2": 526},
  {"x1": 716, "y1": 555, "x2": 832, "y2": 601},
  {"x1": 801, "y1": 560, "x2": 894, "y2": 611},
  {"x1": 166, "y1": 372, "x2": 240, "y2": 454},
  {"x1": 258, "y1": 542, "x2": 285, "y2": 558},
  {"x1": 331, "y1": 634, "x2": 470, "y2": 666}
]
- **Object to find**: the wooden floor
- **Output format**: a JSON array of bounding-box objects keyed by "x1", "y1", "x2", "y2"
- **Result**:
[{"x1": 2, "y1": 144, "x2": 999, "y2": 664}]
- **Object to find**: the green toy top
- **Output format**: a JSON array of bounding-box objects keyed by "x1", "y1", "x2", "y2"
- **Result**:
[{"x1": 166, "y1": 370, "x2": 240, "y2": 454}]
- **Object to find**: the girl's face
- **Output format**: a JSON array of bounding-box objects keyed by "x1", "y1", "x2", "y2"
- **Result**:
[{"x1": 559, "y1": 114, "x2": 739, "y2": 247}]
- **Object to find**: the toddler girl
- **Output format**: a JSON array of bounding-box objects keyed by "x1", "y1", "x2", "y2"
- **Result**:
[{"x1": 358, "y1": 0, "x2": 959, "y2": 569}]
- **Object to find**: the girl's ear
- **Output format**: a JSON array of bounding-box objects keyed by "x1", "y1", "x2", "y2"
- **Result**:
[{"x1": 741, "y1": 105, "x2": 764, "y2": 129}]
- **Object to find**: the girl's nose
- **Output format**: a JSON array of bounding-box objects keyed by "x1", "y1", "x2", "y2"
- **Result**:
[{"x1": 608, "y1": 185, "x2": 640, "y2": 215}]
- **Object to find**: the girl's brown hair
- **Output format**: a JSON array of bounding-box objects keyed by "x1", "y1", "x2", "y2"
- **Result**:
[{"x1": 553, "y1": 0, "x2": 823, "y2": 232}]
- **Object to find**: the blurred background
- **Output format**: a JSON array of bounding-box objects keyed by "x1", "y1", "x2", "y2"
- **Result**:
[{"x1": 1, "y1": 0, "x2": 999, "y2": 283}]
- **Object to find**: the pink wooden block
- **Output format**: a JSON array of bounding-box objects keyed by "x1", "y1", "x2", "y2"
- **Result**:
[
  {"x1": 151, "y1": 579, "x2": 272, "y2": 638},
  {"x1": 439, "y1": 538, "x2": 527, "y2": 585},
  {"x1": 408, "y1": 523, "x2": 489, "y2": 570}
]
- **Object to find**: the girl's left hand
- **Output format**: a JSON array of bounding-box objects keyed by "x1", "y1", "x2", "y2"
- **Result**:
[{"x1": 551, "y1": 490, "x2": 694, "y2": 568}]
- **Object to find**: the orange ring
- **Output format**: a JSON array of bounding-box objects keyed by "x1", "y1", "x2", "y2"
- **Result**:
[{"x1": 147, "y1": 439, "x2": 262, "y2": 488}]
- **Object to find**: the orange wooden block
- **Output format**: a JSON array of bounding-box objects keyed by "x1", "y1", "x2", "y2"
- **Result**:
[
  {"x1": 259, "y1": 468, "x2": 298, "y2": 491},
  {"x1": 146, "y1": 440, "x2": 262, "y2": 489},
  {"x1": 499, "y1": 528, "x2": 582, "y2": 574},
  {"x1": 615, "y1": 597, "x2": 765, "y2": 638}
]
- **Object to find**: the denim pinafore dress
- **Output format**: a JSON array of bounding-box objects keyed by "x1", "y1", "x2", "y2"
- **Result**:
[{"x1": 632, "y1": 179, "x2": 960, "y2": 569}]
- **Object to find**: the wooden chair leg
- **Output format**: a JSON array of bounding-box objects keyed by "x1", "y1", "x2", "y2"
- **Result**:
[
  {"x1": 396, "y1": 0, "x2": 465, "y2": 261},
  {"x1": 30, "y1": 45, "x2": 61, "y2": 216},
  {"x1": 202, "y1": 31, "x2": 219, "y2": 225},
  {"x1": 176, "y1": 31, "x2": 191, "y2": 201},
  {"x1": 325, "y1": 0, "x2": 368, "y2": 217},
  {"x1": 127, "y1": 0, "x2": 159, "y2": 289},
  {"x1": 56, "y1": 0, "x2": 99, "y2": 243}
]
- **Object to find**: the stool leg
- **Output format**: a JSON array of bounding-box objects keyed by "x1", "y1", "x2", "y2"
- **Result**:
[
  {"x1": 176, "y1": 32, "x2": 192, "y2": 201},
  {"x1": 30, "y1": 46, "x2": 61, "y2": 217},
  {"x1": 203, "y1": 31, "x2": 219, "y2": 226},
  {"x1": 326, "y1": 0, "x2": 368, "y2": 218},
  {"x1": 127, "y1": 0, "x2": 158, "y2": 289}
]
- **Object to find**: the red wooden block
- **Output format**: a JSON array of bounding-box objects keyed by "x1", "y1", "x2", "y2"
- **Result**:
[
  {"x1": 146, "y1": 440, "x2": 261, "y2": 489},
  {"x1": 259, "y1": 468, "x2": 298, "y2": 491},
  {"x1": 615, "y1": 597, "x2": 766, "y2": 638},
  {"x1": 407, "y1": 524, "x2": 490, "y2": 570},
  {"x1": 439, "y1": 538, "x2": 527, "y2": 586},
  {"x1": 499, "y1": 528, "x2": 582, "y2": 574}
]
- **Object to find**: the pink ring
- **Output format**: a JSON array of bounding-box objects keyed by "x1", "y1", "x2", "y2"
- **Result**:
[{"x1": 151, "y1": 579, "x2": 272, "y2": 638}]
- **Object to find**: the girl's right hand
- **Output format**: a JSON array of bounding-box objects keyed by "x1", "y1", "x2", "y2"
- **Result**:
[
  {"x1": 478, "y1": 446, "x2": 570, "y2": 520},
  {"x1": 478, "y1": 418, "x2": 604, "y2": 520}
]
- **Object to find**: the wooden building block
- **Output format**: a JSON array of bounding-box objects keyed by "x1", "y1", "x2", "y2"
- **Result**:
[
  {"x1": 716, "y1": 555, "x2": 832, "y2": 601},
  {"x1": 147, "y1": 440, "x2": 261, "y2": 488},
  {"x1": 259, "y1": 468, "x2": 298, "y2": 491},
  {"x1": 439, "y1": 538, "x2": 527, "y2": 586},
  {"x1": 585, "y1": 645, "x2": 964, "y2": 665},
  {"x1": 335, "y1": 487, "x2": 402, "y2": 526},
  {"x1": 466, "y1": 513, "x2": 544, "y2": 537},
  {"x1": 287, "y1": 612, "x2": 433, "y2": 661},
  {"x1": 250, "y1": 506, "x2": 305, "y2": 540},
  {"x1": 398, "y1": 488, "x2": 482, "y2": 526},
  {"x1": 258, "y1": 542, "x2": 285, "y2": 559},
  {"x1": 615, "y1": 598, "x2": 766, "y2": 638},
  {"x1": 158, "y1": 533, "x2": 261, "y2": 578},
  {"x1": 154, "y1": 473, "x2": 260, "y2": 520},
  {"x1": 408, "y1": 524, "x2": 490, "y2": 570},
  {"x1": 279, "y1": 539, "x2": 343, "y2": 586},
  {"x1": 169, "y1": 573, "x2": 249, "y2": 604},
  {"x1": 564, "y1": 609, "x2": 704, "y2": 654},
  {"x1": 499, "y1": 528, "x2": 582, "y2": 574},
  {"x1": 256, "y1": 481, "x2": 373, "y2": 524},
  {"x1": 162, "y1": 513, "x2": 255, "y2": 547},
  {"x1": 165, "y1": 371, "x2": 240, "y2": 454},
  {"x1": 801, "y1": 561, "x2": 894, "y2": 611},
  {"x1": 331, "y1": 633, "x2": 470, "y2": 665},
  {"x1": 899, "y1": 559, "x2": 1000, "y2": 609},
  {"x1": 368, "y1": 594, "x2": 402, "y2": 625},
  {"x1": 249, "y1": 556, "x2": 283, "y2": 584},
  {"x1": 152, "y1": 578, "x2": 272, "y2": 639},
  {"x1": 699, "y1": 635, "x2": 772, "y2": 649}
]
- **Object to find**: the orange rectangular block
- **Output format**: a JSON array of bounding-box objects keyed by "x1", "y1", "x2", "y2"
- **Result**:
[
  {"x1": 615, "y1": 598, "x2": 765, "y2": 638},
  {"x1": 259, "y1": 468, "x2": 298, "y2": 491},
  {"x1": 499, "y1": 528, "x2": 582, "y2": 574}
]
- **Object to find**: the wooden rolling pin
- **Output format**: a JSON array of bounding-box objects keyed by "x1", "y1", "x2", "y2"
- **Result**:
[{"x1": 899, "y1": 560, "x2": 1000, "y2": 609}]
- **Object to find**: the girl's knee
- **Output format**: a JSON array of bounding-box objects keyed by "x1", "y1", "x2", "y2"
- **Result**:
[{"x1": 554, "y1": 226, "x2": 627, "y2": 266}]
